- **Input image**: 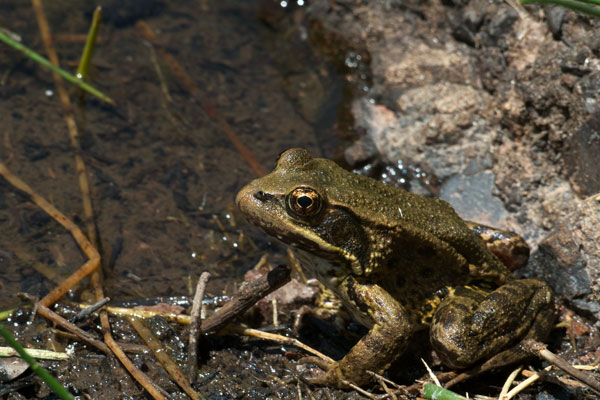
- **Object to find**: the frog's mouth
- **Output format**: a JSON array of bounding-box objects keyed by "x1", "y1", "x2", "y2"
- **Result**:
[{"x1": 236, "y1": 184, "x2": 363, "y2": 276}]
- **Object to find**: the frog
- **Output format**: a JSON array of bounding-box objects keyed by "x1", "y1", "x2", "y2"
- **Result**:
[{"x1": 235, "y1": 148, "x2": 555, "y2": 388}]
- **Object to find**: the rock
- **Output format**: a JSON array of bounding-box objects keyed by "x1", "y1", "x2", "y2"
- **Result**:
[
  {"x1": 576, "y1": 71, "x2": 600, "y2": 116},
  {"x1": 487, "y1": 7, "x2": 519, "y2": 43},
  {"x1": 371, "y1": 41, "x2": 480, "y2": 92},
  {"x1": 545, "y1": 6, "x2": 566, "y2": 38},
  {"x1": 565, "y1": 115, "x2": 600, "y2": 197},
  {"x1": 439, "y1": 171, "x2": 509, "y2": 228},
  {"x1": 354, "y1": 83, "x2": 493, "y2": 181},
  {"x1": 526, "y1": 194, "x2": 600, "y2": 320}
]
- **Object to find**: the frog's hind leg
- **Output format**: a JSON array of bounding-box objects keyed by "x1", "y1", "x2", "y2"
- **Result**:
[{"x1": 430, "y1": 279, "x2": 555, "y2": 370}]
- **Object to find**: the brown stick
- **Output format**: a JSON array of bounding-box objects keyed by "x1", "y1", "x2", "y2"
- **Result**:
[
  {"x1": 74, "y1": 297, "x2": 110, "y2": 321},
  {"x1": 200, "y1": 265, "x2": 291, "y2": 334},
  {"x1": 31, "y1": 0, "x2": 99, "y2": 248},
  {"x1": 187, "y1": 272, "x2": 211, "y2": 383},
  {"x1": 0, "y1": 162, "x2": 101, "y2": 308},
  {"x1": 37, "y1": 304, "x2": 110, "y2": 354},
  {"x1": 129, "y1": 316, "x2": 203, "y2": 400},
  {"x1": 27, "y1": 4, "x2": 166, "y2": 398},
  {"x1": 520, "y1": 339, "x2": 600, "y2": 394}
]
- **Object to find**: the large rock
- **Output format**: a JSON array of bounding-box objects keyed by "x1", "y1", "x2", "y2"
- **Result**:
[{"x1": 526, "y1": 194, "x2": 600, "y2": 321}]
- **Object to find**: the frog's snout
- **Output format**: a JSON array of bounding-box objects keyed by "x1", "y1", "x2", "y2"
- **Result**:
[
  {"x1": 236, "y1": 182, "x2": 267, "y2": 217},
  {"x1": 235, "y1": 184, "x2": 253, "y2": 213}
]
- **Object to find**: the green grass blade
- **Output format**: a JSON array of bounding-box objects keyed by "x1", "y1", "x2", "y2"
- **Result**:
[
  {"x1": 423, "y1": 383, "x2": 468, "y2": 400},
  {"x1": 0, "y1": 28, "x2": 115, "y2": 104},
  {"x1": 0, "y1": 322, "x2": 74, "y2": 400},
  {"x1": 77, "y1": 6, "x2": 102, "y2": 81},
  {"x1": 0, "y1": 308, "x2": 15, "y2": 321},
  {"x1": 521, "y1": 0, "x2": 600, "y2": 18}
]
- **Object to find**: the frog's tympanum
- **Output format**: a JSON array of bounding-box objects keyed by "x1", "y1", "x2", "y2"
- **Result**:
[{"x1": 236, "y1": 148, "x2": 555, "y2": 387}]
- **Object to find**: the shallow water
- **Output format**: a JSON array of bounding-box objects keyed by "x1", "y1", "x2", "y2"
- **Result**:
[{"x1": 0, "y1": 0, "x2": 358, "y2": 305}]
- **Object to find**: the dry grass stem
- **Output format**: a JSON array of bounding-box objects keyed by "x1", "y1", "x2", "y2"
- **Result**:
[
  {"x1": 0, "y1": 162, "x2": 101, "y2": 307},
  {"x1": 505, "y1": 365, "x2": 551, "y2": 399},
  {"x1": 93, "y1": 304, "x2": 193, "y2": 323},
  {"x1": 343, "y1": 380, "x2": 377, "y2": 399},
  {"x1": 499, "y1": 366, "x2": 522, "y2": 400},
  {"x1": 26, "y1": 4, "x2": 165, "y2": 397},
  {"x1": 0, "y1": 346, "x2": 70, "y2": 360},
  {"x1": 227, "y1": 326, "x2": 334, "y2": 363},
  {"x1": 366, "y1": 371, "x2": 403, "y2": 390},
  {"x1": 421, "y1": 358, "x2": 441, "y2": 387},
  {"x1": 287, "y1": 249, "x2": 308, "y2": 283},
  {"x1": 30, "y1": 0, "x2": 98, "y2": 249}
]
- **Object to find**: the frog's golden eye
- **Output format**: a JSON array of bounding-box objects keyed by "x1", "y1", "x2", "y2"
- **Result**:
[{"x1": 286, "y1": 187, "x2": 322, "y2": 217}]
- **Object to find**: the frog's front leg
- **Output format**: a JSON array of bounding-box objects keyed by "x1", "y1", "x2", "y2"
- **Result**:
[
  {"x1": 307, "y1": 275, "x2": 412, "y2": 388},
  {"x1": 430, "y1": 279, "x2": 554, "y2": 369}
]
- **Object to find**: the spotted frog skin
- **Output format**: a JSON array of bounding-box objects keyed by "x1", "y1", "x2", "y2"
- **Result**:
[{"x1": 236, "y1": 148, "x2": 555, "y2": 387}]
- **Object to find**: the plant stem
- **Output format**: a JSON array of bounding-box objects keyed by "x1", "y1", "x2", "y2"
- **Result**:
[
  {"x1": 0, "y1": 28, "x2": 114, "y2": 104},
  {"x1": 521, "y1": 0, "x2": 600, "y2": 18},
  {"x1": 0, "y1": 323, "x2": 74, "y2": 400},
  {"x1": 422, "y1": 383, "x2": 468, "y2": 400},
  {"x1": 77, "y1": 6, "x2": 102, "y2": 81}
]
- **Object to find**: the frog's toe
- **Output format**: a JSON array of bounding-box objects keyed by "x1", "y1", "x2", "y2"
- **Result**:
[
  {"x1": 299, "y1": 358, "x2": 348, "y2": 388},
  {"x1": 298, "y1": 356, "x2": 333, "y2": 371}
]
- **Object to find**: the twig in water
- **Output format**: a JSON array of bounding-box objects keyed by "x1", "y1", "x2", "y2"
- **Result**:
[
  {"x1": 73, "y1": 297, "x2": 110, "y2": 321},
  {"x1": 128, "y1": 316, "x2": 205, "y2": 400},
  {"x1": 187, "y1": 272, "x2": 211, "y2": 383}
]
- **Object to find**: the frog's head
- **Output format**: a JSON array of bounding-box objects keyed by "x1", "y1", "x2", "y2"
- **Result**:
[{"x1": 236, "y1": 148, "x2": 371, "y2": 278}]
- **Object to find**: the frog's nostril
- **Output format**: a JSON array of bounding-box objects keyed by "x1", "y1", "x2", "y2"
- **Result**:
[{"x1": 254, "y1": 191, "x2": 273, "y2": 202}]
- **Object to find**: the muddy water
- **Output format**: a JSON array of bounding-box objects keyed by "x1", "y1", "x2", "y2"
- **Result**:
[
  {"x1": 0, "y1": 1, "x2": 363, "y2": 398},
  {"x1": 0, "y1": 0, "x2": 353, "y2": 303}
]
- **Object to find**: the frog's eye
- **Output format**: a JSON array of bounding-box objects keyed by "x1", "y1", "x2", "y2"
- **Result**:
[{"x1": 286, "y1": 187, "x2": 322, "y2": 218}]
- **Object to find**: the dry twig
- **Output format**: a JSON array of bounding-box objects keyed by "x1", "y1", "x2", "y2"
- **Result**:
[
  {"x1": 0, "y1": 162, "x2": 101, "y2": 307},
  {"x1": 199, "y1": 265, "x2": 291, "y2": 334},
  {"x1": 226, "y1": 326, "x2": 334, "y2": 363},
  {"x1": 187, "y1": 272, "x2": 211, "y2": 383},
  {"x1": 521, "y1": 339, "x2": 600, "y2": 394},
  {"x1": 73, "y1": 297, "x2": 110, "y2": 321},
  {"x1": 128, "y1": 316, "x2": 205, "y2": 400},
  {"x1": 24, "y1": 3, "x2": 167, "y2": 398},
  {"x1": 37, "y1": 305, "x2": 110, "y2": 354}
]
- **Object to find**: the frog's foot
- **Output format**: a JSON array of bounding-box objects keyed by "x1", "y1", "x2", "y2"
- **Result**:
[
  {"x1": 298, "y1": 357, "x2": 349, "y2": 388},
  {"x1": 430, "y1": 279, "x2": 554, "y2": 369}
]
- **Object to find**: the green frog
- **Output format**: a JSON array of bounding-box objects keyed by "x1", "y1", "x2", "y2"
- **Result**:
[{"x1": 236, "y1": 148, "x2": 555, "y2": 387}]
